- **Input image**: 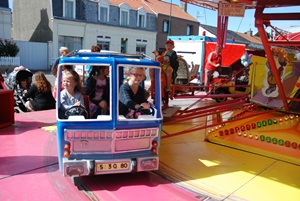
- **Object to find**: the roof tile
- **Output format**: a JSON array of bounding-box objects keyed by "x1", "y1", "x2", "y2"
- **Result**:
[{"x1": 108, "y1": 0, "x2": 198, "y2": 22}]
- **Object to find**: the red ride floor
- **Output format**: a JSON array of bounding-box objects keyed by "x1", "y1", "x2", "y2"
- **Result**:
[
  {"x1": 0, "y1": 110, "x2": 201, "y2": 201},
  {"x1": 0, "y1": 110, "x2": 88, "y2": 200}
]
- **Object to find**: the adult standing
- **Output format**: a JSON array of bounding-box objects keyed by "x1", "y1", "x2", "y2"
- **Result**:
[
  {"x1": 51, "y1": 46, "x2": 69, "y2": 98},
  {"x1": 204, "y1": 45, "x2": 222, "y2": 92},
  {"x1": 51, "y1": 46, "x2": 69, "y2": 76},
  {"x1": 91, "y1": 44, "x2": 101, "y2": 53},
  {"x1": 84, "y1": 44, "x2": 101, "y2": 85}
]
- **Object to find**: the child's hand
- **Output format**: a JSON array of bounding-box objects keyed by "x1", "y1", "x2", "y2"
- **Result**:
[
  {"x1": 153, "y1": 50, "x2": 159, "y2": 57},
  {"x1": 74, "y1": 101, "x2": 81, "y2": 106},
  {"x1": 140, "y1": 102, "x2": 150, "y2": 110},
  {"x1": 99, "y1": 100, "x2": 108, "y2": 109}
]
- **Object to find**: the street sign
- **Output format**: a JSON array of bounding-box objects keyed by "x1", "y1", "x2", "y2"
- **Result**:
[{"x1": 218, "y1": 2, "x2": 245, "y2": 17}]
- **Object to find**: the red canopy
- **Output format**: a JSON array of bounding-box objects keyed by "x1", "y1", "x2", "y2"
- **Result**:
[
  {"x1": 204, "y1": 42, "x2": 246, "y2": 67},
  {"x1": 274, "y1": 32, "x2": 300, "y2": 41}
]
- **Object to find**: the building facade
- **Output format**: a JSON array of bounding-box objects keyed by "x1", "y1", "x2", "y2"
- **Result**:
[
  {"x1": 0, "y1": 0, "x2": 11, "y2": 39},
  {"x1": 12, "y1": 0, "x2": 199, "y2": 60}
]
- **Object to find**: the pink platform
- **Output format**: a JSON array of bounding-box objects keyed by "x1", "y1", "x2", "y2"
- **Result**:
[{"x1": 0, "y1": 109, "x2": 201, "y2": 201}]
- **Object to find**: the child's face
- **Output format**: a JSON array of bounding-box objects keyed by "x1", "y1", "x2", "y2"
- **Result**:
[
  {"x1": 100, "y1": 66, "x2": 110, "y2": 76},
  {"x1": 20, "y1": 80, "x2": 27, "y2": 88},
  {"x1": 165, "y1": 43, "x2": 174, "y2": 51},
  {"x1": 129, "y1": 68, "x2": 145, "y2": 84},
  {"x1": 62, "y1": 74, "x2": 77, "y2": 91}
]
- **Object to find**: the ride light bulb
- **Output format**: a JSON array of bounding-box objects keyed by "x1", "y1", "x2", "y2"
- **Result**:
[
  {"x1": 151, "y1": 147, "x2": 157, "y2": 154},
  {"x1": 64, "y1": 144, "x2": 70, "y2": 151},
  {"x1": 152, "y1": 141, "x2": 158, "y2": 147},
  {"x1": 64, "y1": 151, "x2": 70, "y2": 158}
]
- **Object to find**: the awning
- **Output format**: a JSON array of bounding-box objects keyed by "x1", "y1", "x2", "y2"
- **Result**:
[
  {"x1": 275, "y1": 32, "x2": 300, "y2": 41},
  {"x1": 204, "y1": 42, "x2": 246, "y2": 67}
]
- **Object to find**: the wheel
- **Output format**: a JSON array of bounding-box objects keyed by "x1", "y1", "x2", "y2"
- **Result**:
[
  {"x1": 214, "y1": 88, "x2": 229, "y2": 103},
  {"x1": 64, "y1": 106, "x2": 88, "y2": 119}
]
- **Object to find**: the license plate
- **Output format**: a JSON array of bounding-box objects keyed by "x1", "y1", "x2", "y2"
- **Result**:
[{"x1": 96, "y1": 162, "x2": 130, "y2": 172}]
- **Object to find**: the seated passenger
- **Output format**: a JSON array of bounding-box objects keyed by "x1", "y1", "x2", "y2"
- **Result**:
[
  {"x1": 23, "y1": 71, "x2": 56, "y2": 111},
  {"x1": 85, "y1": 66, "x2": 110, "y2": 118},
  {"x1": 59, "y1": 69, "x2": 85, "y2": 118},
  {"x1": 150, "y1": 39, "x2": 179, "y2": 92},
  {"x1": 52, "y1": 65, "x2": 73, "y2": 99},
  {"x1": 119, "y1": 67, "x2": 150, "y2": 119},
  {"x1": 18, "y1": 77, "x2": 30, "y2": 95}
]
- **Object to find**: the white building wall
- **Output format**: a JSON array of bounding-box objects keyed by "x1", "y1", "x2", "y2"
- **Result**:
[
  {"x1": 52, "y1": 19, "x2": 156, "y2": 59},
  {"x1": 15, "y1": 40, "x2": 48, "y2": 70},
  {"x1": 0, "y1": 8, "x2": 12, "y2": 39},
  {"x1": 199, "y1": 26, "x2": 215, "y2": 37}
]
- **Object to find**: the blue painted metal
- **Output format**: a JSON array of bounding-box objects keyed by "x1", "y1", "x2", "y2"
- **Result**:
[{"x1": 56, "y1": 52, "x2": 163, "y2": 175}]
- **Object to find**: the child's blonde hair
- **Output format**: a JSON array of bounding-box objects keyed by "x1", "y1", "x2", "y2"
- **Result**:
[
  {"x1": 62, "y1": 69, "x2": 83, "y2": 93},
  {"x1": 127, "y1": 66, "x2": 146, "y2": 75},
  {"x1": 126, "y1": 66, "x2": 146, "y2": 81}
]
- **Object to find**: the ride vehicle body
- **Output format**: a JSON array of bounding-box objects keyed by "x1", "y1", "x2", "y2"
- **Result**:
[{"x1": 56, "y1": 51, "x2": 163, "y2": 177}]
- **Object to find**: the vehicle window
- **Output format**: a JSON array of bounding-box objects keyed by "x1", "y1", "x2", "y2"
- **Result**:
[
  {"x1": 57, "y1": 64, "x2": 112, "y2": 121},
  {"x1": 118, "y1": 65, "x2": 160, "y2": 121}
]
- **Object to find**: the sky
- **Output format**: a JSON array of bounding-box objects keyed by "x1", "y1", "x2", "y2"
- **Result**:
[
  {"x1": 8, "y1": 0, "x2": 300, "y2": 34},
  {"x1": 163, "y1": 0, "x2": 300, "y2": 34}
]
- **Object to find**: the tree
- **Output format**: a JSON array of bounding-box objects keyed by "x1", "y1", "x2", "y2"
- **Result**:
[{"x1": 0, "y1": 39, "x2": 20, "y2": 57}]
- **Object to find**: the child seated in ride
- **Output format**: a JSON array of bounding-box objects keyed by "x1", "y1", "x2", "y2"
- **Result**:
[
  {"x1": 151, "y1": 39, "x2": 178, "y2": 92},
  {"x1": 85, "y1": 66, "x2": 110, "y2": 118},
  {"x1": 119, "y1": 67, "x2": 150, "y2": 119},
  {"x1": 59, "y1": 69, "x2": 86, "y2": 119}
]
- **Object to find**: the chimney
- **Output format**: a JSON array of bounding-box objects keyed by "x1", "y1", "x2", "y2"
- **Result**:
[
  {"x1": 181, "y1": 1, "x2": 187, "y2": 12},
  {"x1": 247, "y1": 29, "x2": 253, "y2": 36}
]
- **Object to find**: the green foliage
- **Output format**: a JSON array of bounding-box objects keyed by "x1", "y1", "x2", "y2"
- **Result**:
[{"x1": 0, "y1": 38, "x2": 20, "y2": 57}]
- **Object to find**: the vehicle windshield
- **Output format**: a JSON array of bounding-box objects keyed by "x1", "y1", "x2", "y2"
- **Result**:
[{"x1": 56, "y1": 63, "x2": 162, "y2": 121}]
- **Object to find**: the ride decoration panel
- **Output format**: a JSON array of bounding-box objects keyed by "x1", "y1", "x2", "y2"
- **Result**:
[{"x1": 206, "y1": 110, "x2": 300, "y2": 165}]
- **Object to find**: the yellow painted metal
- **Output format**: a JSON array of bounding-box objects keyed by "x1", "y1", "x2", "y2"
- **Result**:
[{"x1": 159, "y1": 109, "x2": 300, "y2": 200}]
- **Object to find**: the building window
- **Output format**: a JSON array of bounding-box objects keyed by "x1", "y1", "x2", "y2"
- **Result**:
[
  {"x1": 64, "y1": 0, "x2": 76, "y2": 19},
  {"x1": 99, "y1": 0, "x2": 110, "y2": 23},
  {"x1": 187, "y1": 25, "x2": 193, "y2": 36},
  {"x1": 58, "y1": 36, "x2": 82, "y2": 51},
  {"x1": 138, "y1": 14, "x2": 145, "y2": 28},
  {"x1": 121, "y1": 11, "x2": 129, "y2": 26},
  {"x1": 136, "y1": 39, "x2": 147, "y2": 54},
  {"x1": 97, "y1": 36, "x2": 111, "y2": 50},
  {"x1": 121, "y1": 38, "x2": 127, "y2": 53},
  {"x1": 163, "y1": 20, "x2": 169, "y2": 33},
  {"x1": 100, "y1": 7, "x2": 108, "y2": 22},
  {"x1": 120, "y1": 3, "x2": 130, "y2": 26},
  {"x1": 137, "y1": 8, "x2": 147, "y2": 28}
]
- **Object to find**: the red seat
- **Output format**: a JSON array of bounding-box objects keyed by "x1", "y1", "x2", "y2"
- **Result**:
[{"x1": 83, "y1": 95, "x2": 90, "y2": 118}]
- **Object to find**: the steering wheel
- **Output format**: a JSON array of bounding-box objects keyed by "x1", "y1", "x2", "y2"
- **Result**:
[
  {"x1": 134, "y1": 106, "x2": 155, "y2": 119},
  {"x1": 64, "y1": 106, "x2": 88, "y2": 119}
]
